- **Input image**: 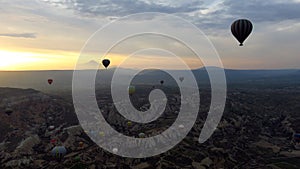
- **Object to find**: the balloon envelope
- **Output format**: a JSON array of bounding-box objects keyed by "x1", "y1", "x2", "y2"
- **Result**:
[
  {"x1": 231, "y1": 19, "x2": 253, "y2": 46},
  {"x1": 179, "y1": 77, "x2": 184, "y2": 82},
  {"x1": 160, "y1": 80, "x2": 164, "y2": 85},
  {"x1": 99, "y1": 131, "x2": 105, "y2": 137},
  {"x1": 139, "y1": 133, "x2": 146, "y2": 138},
  {"x1": 127, "y1": 121, "x2": 132, "y2": 126},
  {"x1": 102, "y1": 59, "x2": 110, "y2": 68},
  {"x1": 295, "y1": 133, "x2": 300, "y2": 141},
  {"x1": 48, "y1": 79, "x2": 53, "y2": 85},
  {"x1": 4, "y1": 108, "x2": 13, "y2": 116},
  {"x1": 51, "y1": 146, "x2": 67, "y2": 158}
]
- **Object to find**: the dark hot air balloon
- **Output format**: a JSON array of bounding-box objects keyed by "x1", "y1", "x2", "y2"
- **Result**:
[
  {"x1": 48, "y1": 79, "x2": 53, "y2": 85},
  {"x1": 102, "y1": 59, "x2": 110, "y2": 69},
  {"x1": 179, "y1": 77, "x2": 184, "y2": 82},
  {"x1": 231, "y1": 19, "x2": 253, "y2": 46},
  {"x1": 4, "y1": 108, "x2": 13, "y2": 116},
  {"x1": 160, "y1": 80, "x2": 164, "y2": 85}
]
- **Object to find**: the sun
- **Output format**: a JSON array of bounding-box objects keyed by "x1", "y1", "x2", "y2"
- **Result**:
[
  {"x1": 0, "y1": 49, "x2": 79, "y2": 71},
  {"x1": 0, "y1": 50, "x2": 47, "y2": 70}
]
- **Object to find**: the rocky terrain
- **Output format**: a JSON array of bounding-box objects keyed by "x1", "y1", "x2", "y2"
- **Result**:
[{"x1": 0, "y1": 87, "x2": 300, "y2": 169}]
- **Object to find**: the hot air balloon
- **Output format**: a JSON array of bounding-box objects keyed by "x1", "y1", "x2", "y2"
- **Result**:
[
  {"x1": 74, "y1": 156, "x2": 81, "y2": 162},
  {"x1": 79, "y1": 142, "x2": 84, "y2": 148},
  {"x1": 48, "y1": 79, "x2": 53, "y2": 85},
  {"x1": 49, "y1": 125, "x2": 55, "y2": 130},
  {"x1": 102, "y1": 59, "x2": 110, "y2": 69},
  {"x1": 51, "y1": 146, "x2": 67, "y2": 159},
  {"x1": 231, "y1": 19, "x2": 253, "y2": 46},
  {"x1": 127, "y1": 121, "x2": 132, "y2": 127},
  {"x1": 294, "y1": 133, "x2": 300, "y2": 143},
  {"x1": 179, "y1": 124, "x2": 184, "y2": 129},
  {"x1": 4, "y1": 108, "x2": 13, "y2": 116},
  {"x1": 128, "y1": 85, "x2": 136, "y2": 96},
  {"x1": 160, "y1": 80, "x2": 164, "y2": 85},
  {"x1": 138, "y1": 132, "x2": 146, "y2": 138},
  {"x1": 99, "y1": 131, "x2": 105, "y2": 137},
  {"x1": 179, "y1": 77, "x2": 184, "y2": 82},
  {"x1": 112, "y1": 148, "x2": 118, "y2": 153},
  {"x1": 50, "y1": 139, "x2": 57, "y2": 145}
]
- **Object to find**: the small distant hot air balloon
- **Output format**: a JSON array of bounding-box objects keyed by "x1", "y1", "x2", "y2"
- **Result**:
[
  {"x1": 102, "y1": 59, "x2": 110, "y2": 69},
  {"x1": 112, "y1": 148, "x2": 118, "y2": 153},
  {"x1": 99, "y1": 131, "x2": 105, "y2": 137},
  {"x1": 51, "y1": 146, "x2": 67, "y2": 159},
  {"x1": 127, "y1": 121, "x2": 132, "y2": 127},
  {"x1": 49, "y1": 125, "x2": 55, "y2": 130},
  {"x1": 231, "y1": 19, "x2": 253, "y2": 46},
  {"x1": 160, "y1": 80, "x2": 164, "y2": 85},
  {"x1": 50, "y1": 139, "x2": 57, "y2": 145},
  {"x1": 48, "y1": 79, "x2": 53, "y2": 85},
  {"x1": 179, "y1": 77, "x2": 184, "y2": 82},
  {"x1": 128, "y1": 85, "x2": 136, "y2": 96},
  {"x1": 74, "y1": 156, "x2": 81, "y2": 162},
  {"x1": 179, "y1": 124, "x2": 184, "y2": 129},
  {"x1": 138, "y1": 132, "x2": 146, "y2": 138},
  {"x1": 79, "y1": 142, "x2": 84, "y2": 148},
  {"x1": 294, "y1": 133, "x2": 300, "y2": 143},
  {"x1": 4, "y1": 108, "x2": 13, "y2": 116}
]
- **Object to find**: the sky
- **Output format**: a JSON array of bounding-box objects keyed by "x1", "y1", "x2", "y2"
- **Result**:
[{"x1": 0, "y1": 0, "x2": 300, "y2": 70}]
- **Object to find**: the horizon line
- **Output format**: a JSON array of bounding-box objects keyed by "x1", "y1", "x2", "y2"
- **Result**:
[{"x1": 1, "y1": 66, "x2": 300, "y2": 72}]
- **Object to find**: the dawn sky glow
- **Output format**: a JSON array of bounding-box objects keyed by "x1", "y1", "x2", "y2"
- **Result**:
[{"x1": 1, "y1": 0, "x2": 300, "y2": 70}]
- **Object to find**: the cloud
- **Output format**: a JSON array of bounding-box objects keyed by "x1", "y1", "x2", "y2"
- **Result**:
[
  {"x1": 38, "y1": 0, "x2": 300, "y2": 34},
  {"x1": 40, "y1": 0, "x2": 205, "y2": 16},
  {"x1": 0, "y1": 33, "x2": 37, "y2": 38},
  {"x1": 222, "y1": 0, "x2": 300, "y2": 22}
]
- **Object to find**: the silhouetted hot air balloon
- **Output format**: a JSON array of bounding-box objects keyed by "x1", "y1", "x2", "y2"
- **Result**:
[
  {"x1": 4, "y1": 108, "x2": 13, "y2": 116},
  {"x1": 231, "y1": 19, "x2": 253, "y2": 46},
  {"x1": 128, "y1": 85, "x2": 136, "y2": 96},
  {"x1": 102, "y1": 59, "x2": 110, "y2": 69},
  {"x1": 48, "y1": 79, "x2": 53, "y2": 85},
  {"x1": 179, "y1": 77, "x2": 184, "y2": 82},
  {"x1": 160, "y1": 80, "x2": 164, "y2": 85}
]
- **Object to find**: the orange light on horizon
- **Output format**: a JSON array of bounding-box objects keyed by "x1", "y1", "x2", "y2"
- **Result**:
[
  {"x1": 0, "y1": 49, "x2": 208, "y2": 71},
  {"x1": 0, "y1": 49, "x2": 78, "y2": 71}
]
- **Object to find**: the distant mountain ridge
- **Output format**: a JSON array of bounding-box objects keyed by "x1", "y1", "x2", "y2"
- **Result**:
[{"x1": 0, "y1": 67, "x2": 300, "y2": 92}]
